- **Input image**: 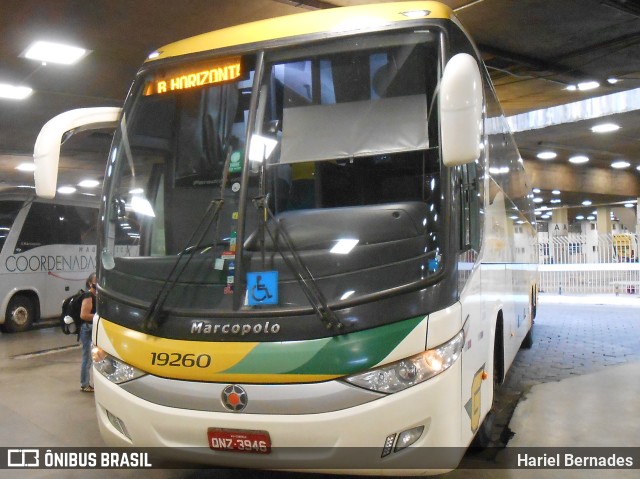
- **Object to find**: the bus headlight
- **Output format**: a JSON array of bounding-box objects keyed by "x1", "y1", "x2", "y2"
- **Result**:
[
  {"x1": 92, "y1": 346, "x2": 146, "y2": 384},
  {"x1": 344, "y1": 331, "x2": 463, "y2": 393}
]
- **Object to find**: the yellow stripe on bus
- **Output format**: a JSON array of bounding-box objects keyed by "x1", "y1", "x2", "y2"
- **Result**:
[
  {"x1": 99, "y1": 319, "x2": 340, "y2": 383},
  {"x1": 101, "y1": 319, "x2": 259, "y2": 380},
  {"x1": 148, "y1": 2, "x2": 451, "y2": 62}
]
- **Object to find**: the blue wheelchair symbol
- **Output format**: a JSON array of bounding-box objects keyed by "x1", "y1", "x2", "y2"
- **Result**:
[{"x1": 247, "y1": 271, "x2": 278, "y2": 306}]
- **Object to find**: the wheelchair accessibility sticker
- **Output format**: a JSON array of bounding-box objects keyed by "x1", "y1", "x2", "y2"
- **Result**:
[{"x1": 247, "y1": 271, "x2": 278, "y2": 306}]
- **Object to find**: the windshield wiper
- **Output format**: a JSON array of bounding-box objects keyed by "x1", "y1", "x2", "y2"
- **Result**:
[
  {"x1": 142, "y1": 198, "x2": 224, "y2": 332},
  {"x1": 251, "y1": 195, "x2": 344, "y2": 331}
]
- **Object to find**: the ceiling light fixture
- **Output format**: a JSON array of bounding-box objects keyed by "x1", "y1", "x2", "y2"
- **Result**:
[
  {"x1": 23, "y1": 40, "x2": 89, "y2": 65},
  {"x1": 591, "y1": 123, "x2": 620, "y2": 133},
  {"x1": 551, "y1": 189, "x2": 561, "y2": 195},
  {"x1": 578, "y1": 81, "x2": 600, "y2": 91},
  {"x1": 569, "y1": 155, "x2": 589, "y2": 164},
  {"x1": 537, "y1": 151, "x2": 557, "y2": 160},
  {"x1": 15, "y1": 163, "x2": 36, "y2": 172},
  {"x1": 582, "y1": 200, "x2": 592, "y2": 206},
  {"x1": 0, "y1": 83, "x2": 33, "y2": 100},
  {"x1": 611, "y1": 160, "x2": 630, "y2": 169},
  {"x1": 57, "y1": 186, "x2": 76, "y2": 195},
  {"x1": 78, "y1": 179, "x2": 100, "y2": 188}
]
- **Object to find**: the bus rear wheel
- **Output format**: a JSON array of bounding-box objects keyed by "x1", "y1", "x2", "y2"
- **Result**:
[{"x1": 2, "y1": 295, "x2": 35, "y2": 333}]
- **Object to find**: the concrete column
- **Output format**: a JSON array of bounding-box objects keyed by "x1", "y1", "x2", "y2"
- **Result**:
[
  {"x1": 597, "y1": 206, "x2": 611, "y2": 234},
  {"x1": 549, "y1": 207, "x2": 568, "y2": 266},
  {"x1": 550, "y1": 207, "x2": 569, "y2": 237}
]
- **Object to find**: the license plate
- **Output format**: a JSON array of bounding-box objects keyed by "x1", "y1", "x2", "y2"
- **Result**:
[{"x1": 208, "y1": 428, "x2": 271, "y2": 454}]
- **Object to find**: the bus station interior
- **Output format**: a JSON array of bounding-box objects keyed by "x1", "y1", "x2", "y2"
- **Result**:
[{"x1": 1, "y1": 0, "x2": 640, "y2": 477}]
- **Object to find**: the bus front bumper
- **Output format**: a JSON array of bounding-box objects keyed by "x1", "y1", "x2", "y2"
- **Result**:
[{"x1": 93, "y1": 361, "x2": 464, "y2": 475}]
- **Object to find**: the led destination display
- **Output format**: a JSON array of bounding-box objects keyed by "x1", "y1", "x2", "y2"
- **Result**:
[{"x1": 144, "y1": 57, "x2": 242, "y2": 95}]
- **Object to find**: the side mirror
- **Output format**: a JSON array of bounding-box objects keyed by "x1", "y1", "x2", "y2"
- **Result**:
[
  {"x1": 439, "y1": 53, "x2": 483, "y2": 167},
  {"x1": 33, "y1": 107, "x2": 122, "y2": 198}
]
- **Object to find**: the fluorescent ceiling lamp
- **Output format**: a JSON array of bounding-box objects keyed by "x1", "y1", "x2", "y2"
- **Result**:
[
  {"x1": 57, "y1": 186, "x2": 76, "y2": 195},
  {"x1": 15, "y1": 163, "x2": 36, "y2": 172},
  {"x1": 582, "y1": 200, "x2": 592, "y2": 206},
  {"x1": 591, "y1": 123, "x2": 620, "y2": 133},
  {"x1": 0, "y1": 83, "x2": 33, "y2": 100},
  {"x1": 537, "y1": 151, "x2": 557, "y2": 160},
  {"x1": 550, "y1": 199, "x2": 562, "y2": 204},
  {"x1": 624, "y1": 203, "x2": 634, "y2": 208},
  {"x1": 552, "y1": 189, "x2": 561, "y2": 195},
  {"x1": 330, "y1": 239, "x2": 359, "y2": 255},
  {"x1": 576, "y1": 215, "x2": 585, "y2": 220},
  {"x1": 611, "y1": 161, "x2": 630, "y2": 169},
  {"x1": 570, "y1": 81, "x2": 600, "y2": 91},
  {"x1": 532, "y1": 188, "x2": 541, "y2": 193},
  {"x1": 23, "y1": 40, "x2": 89, "y2": 65},
  {"x1": 78, "y1": 179, "x2": 100, "y2": 188},
  {"x1": 533, "y1": 197, "x2": 543, "y2": 203},
  {"x1": 569, "y1": 155, "x2": 589, "y2": 164}
]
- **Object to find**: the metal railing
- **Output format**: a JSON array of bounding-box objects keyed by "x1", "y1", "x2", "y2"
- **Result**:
[{"x1": 537, "y1": 232, "x2": 640, "y2": 295}]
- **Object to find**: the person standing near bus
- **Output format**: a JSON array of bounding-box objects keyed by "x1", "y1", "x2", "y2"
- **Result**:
[{"x1": 79, "y1": 272, "x2": 97, "y2": 392}]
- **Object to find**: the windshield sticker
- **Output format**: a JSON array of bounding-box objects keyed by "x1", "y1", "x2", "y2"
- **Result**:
[{"x1": 247, "y1": 271, "x2": 278, "y2": 306}]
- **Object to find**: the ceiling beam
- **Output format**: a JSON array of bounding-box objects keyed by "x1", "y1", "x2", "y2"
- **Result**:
[{"x1": 524, "y1": 160, "x2": 640, "y2": 198}]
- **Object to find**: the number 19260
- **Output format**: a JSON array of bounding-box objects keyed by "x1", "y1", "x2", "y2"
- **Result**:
[{"x1": 150, "y1": 352, "x2": 212, "y2": 368}]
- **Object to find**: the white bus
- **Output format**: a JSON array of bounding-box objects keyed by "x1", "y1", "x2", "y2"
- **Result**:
[
  {"x1": 34, "y1": 1, "x2": 537, "y2": 473},
  {"x1": 0, "y1": 190, "x2": 98, "y2": 332}
]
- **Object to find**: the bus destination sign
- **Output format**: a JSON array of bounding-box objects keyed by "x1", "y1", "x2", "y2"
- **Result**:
[{"x1": 144, "y1": 57, "x2": 242, "y2": 95}]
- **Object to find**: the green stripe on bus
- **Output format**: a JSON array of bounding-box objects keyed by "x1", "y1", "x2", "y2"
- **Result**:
[{"x1": 224, "y1": 315, "x2": 425, "y2": 376}]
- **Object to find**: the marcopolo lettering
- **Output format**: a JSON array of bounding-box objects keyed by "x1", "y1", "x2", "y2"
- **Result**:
[
  {"x1": 5, "y1": 254, "x2": 96, "y2": 273},
  {"x1": 191, "y1": 321, "x2": 281, "y2": 336}
]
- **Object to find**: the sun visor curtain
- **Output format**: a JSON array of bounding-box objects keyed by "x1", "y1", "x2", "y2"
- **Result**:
[{"x1": 279, "y1": 94, "x2": 428, "y2": 164}]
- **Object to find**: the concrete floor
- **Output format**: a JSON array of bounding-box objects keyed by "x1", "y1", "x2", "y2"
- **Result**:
[{"x1": 0, "y1": 294, "x2": 638, "y2": 478}]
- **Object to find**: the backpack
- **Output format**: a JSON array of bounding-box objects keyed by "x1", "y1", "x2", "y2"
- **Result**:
[{"x1": 60, "y1": 289, "x2": 86, "y2": 337}]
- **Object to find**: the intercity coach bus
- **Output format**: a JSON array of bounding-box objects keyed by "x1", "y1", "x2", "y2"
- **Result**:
[
  {"x1": 34, "y1": 1, "x2": 537, "y2": 473},
  {"x1": 0, "y1": 190, "x2": 98, "y2": 332}
]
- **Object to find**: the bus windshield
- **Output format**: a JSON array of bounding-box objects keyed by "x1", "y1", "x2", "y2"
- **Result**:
[
  {"x1": 101, "y1": 29, "x2": 444, "y2": 317},
  {"x1": 0, "y1": 201, "x2": 23, "y2": 254}
]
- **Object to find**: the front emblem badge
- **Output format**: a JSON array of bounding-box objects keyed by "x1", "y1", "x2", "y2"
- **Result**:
[{"x1": 221, "y1": 384, "x2": 248, "y2": 412}]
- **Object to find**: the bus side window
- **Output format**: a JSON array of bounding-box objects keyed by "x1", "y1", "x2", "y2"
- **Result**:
[
  {"x1": 61, "y1": 205, "x2": 98, "y2": 245},
  {"x1": 15, "y1": 203, "x2": 60, "y2": 253}
]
